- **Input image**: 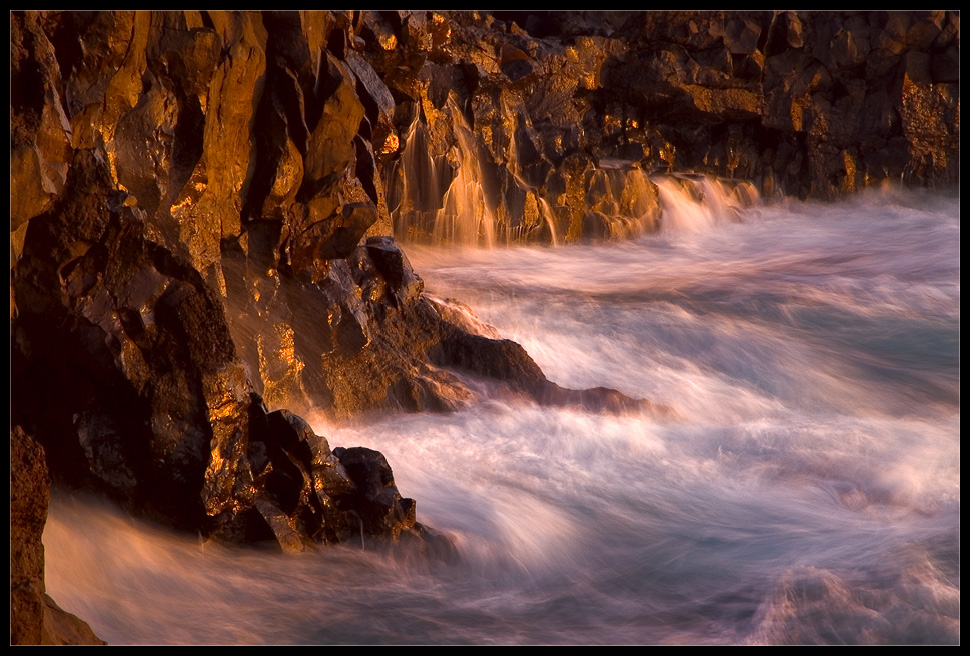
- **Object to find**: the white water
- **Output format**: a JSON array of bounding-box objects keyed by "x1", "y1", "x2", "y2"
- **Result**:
[{"x1": 44, "y1": 188, "x2": 960, "y2": 645}]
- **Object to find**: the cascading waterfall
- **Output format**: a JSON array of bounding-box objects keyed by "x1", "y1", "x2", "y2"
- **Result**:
[
  {"x1": 393, "y1": 117, "x2": 440, "y2": 240},
  {"x1": 388, "y1": 109, "x2": 760, "y2": 247},
  {"x1": 653, "y1": 174, "x2": 760, "y2": 233},
  {"x1": 536, "y1": 197, "x2": 559, "y2": 247},
  {"x1": 587, "y1": 161, "x2": 662, "y2": 240},
  {"x1": 434, "y1": 106, "x2": 497, "y2": 248},
  {"x1": 386, "y1": 103, "x2": 498, "y2": 248}
]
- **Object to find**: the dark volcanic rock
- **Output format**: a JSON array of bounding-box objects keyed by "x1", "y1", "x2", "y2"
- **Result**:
[
  {"x1": 9, "y1": 10, "x2": 470, "y2": 556},
  {"x1": 330, "y1": 446, "x2": 418, "y2": 542},
  {"x1": 358, "y1": 9, "x2": 957, "y2": 236},
  {"x1": 209, "y1": 399, "x2": 449, "y2": 551},
  {"x1": 10, "y1": 10, "x2": 952, "y2": 570},
  {"x1": 11, "y1": 10, "x2": 659, "y2": 565}
]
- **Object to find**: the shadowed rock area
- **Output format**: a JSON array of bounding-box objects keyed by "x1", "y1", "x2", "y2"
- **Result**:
[{"x1": 9, "y1": 10, "x2": 958, "y2": 644}]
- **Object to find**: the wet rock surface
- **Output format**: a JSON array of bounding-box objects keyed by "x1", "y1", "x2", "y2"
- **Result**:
[
  {"x1": 371, "y1": 10, "x2": 958, "y2": 244},
  {"x1": 10, "y1": 10, "x2": 657, "y2": 562},
  {"x1": 8, "y1": 11, "x2": 958, "y2": 639}
]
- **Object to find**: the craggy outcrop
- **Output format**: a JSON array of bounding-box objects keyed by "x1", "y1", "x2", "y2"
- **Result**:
[
  {"x1": 8, "y1": 13, "x2": 958, "y2": 640},
  {"x1": 10, "y1": 10, "x2": 440, "y2": 562},
  {"x1": 366, "y1": 10, "x2": 958, "y2": 244},
  {"x1": 10, "y1": 9, "x2": 658, "y2": 574}
]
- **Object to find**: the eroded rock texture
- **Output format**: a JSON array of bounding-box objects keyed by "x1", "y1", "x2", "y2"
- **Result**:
[
  {"x1": 368, "y1": 10, "x2": 958, "y2": 243},
  {"x1": 11, "y1": 11, "x2": 445, "y2": 552},
  {"x1": 11, "y1": 9, "x2": 661, "y2": 582},
  {"x1": 8, "y1": 13, "x2": 959, "y2": 632}
]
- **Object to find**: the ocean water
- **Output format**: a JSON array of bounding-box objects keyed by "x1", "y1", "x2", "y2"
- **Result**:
[{"x1": 44, "y1": 187, "x2": 960, "y2": 645}]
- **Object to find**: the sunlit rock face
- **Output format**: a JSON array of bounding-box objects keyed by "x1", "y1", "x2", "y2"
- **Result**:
[
  {"x1": 365, "y1": 10, "x2": 958, "y2": 244},
  {"x1": 8, "y1": 8, "x2": 959, "y2": 598},
  {"x1": 9, "y1": 10, "x2": 453, "y2": 558},
  {"x1": 10, "y1": 9, "x2": 656, "y2": 569}
]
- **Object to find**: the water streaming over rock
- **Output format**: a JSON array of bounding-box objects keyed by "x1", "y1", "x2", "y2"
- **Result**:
[
  {"x1": 386, "y1": 103, "x2": 499, "y2": 247},
  {"x1": 653, "y1": 174, "x2": 759, "y2": 233},
  {"x1": 386, "y1": 106, "x2": 760, "y2": 247},
  {"x1": 12, "y1": 10, "x2": 960, "y2": 647}
]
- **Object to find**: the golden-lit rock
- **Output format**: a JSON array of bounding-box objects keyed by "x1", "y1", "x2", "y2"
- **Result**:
[
  {"x1": 257, "y1": 321, "x2": 308, "y2": 412},
  {"x1": 304, "y1": 53, "x2": 365, "y2": 187},
  {"x1": 9, "y1": 9, "x2": 961, "y2": 571},
  {"x1": 10, "y1": 13, "x2": 74, "y2": 230}
]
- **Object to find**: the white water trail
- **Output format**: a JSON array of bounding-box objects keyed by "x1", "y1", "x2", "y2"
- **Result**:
[
  {"x1": 44, "y1": 189, "x2": 959, "y2": 645},
  {"x1": 435, "y1": 102, "x2": 497, "y2": 248},
  {"x1": 653, "y1": 174, "x2": 755, "y2": 233},
  {"x1": 537, "y1": 197, "x2": 560, "y2": 247}
]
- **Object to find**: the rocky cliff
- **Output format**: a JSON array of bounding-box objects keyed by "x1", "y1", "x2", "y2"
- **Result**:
[
  {"x1": 371, "y1": 10, "x2": 958, "y2": 241},
  {"x1": 9, "y1": 10, "x2": 959, "y2": 644}
]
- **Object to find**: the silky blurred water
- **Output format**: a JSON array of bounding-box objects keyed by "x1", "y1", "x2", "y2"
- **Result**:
[{"x1": 45, "y1": 188, "x2": 959, "y2": 645}]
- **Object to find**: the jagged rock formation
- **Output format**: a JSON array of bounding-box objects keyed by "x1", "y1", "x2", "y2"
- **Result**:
[
  {"x1": 8, "y1": 9, "x2": 959, "y2": 643},
  {"x1": 368, "y1": 10, "x2": 958, "y2": 242},
  {"x1": 10, "y1": 9, "x2": 653, "y2": 566}
]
